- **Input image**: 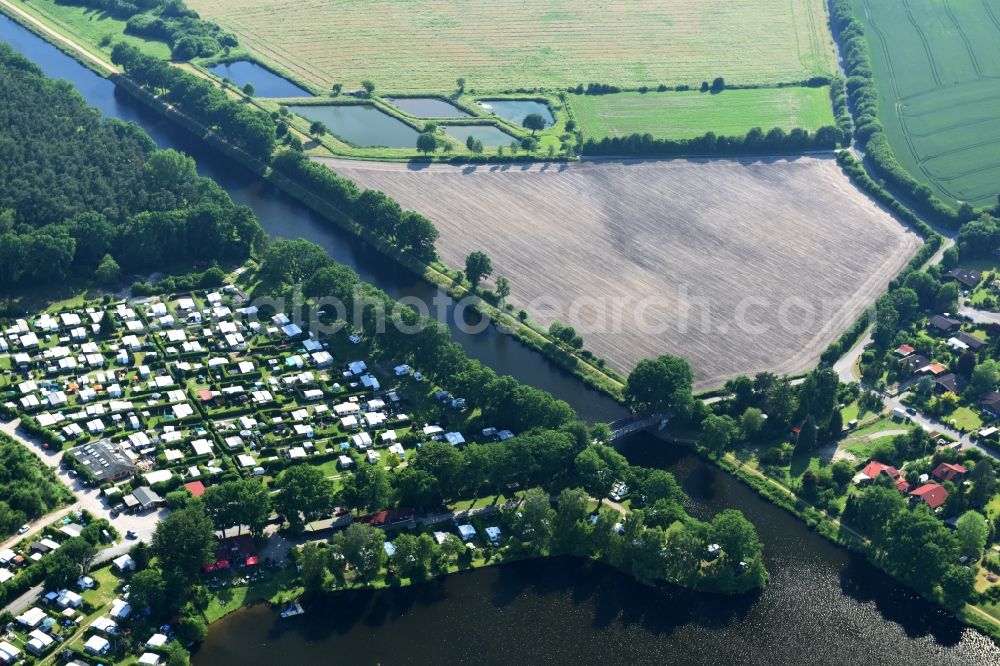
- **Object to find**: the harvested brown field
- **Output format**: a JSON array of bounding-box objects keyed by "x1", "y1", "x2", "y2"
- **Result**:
[{"x1": 318, "y1": 156, "x2": 922, "y2": 391}]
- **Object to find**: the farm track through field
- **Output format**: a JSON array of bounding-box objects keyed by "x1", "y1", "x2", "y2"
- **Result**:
[
  {"x1": 943, "y1": 0, "x2": 982, "y2": 78},
  {"x1": 902, "y1": 0, "x2": 943, "y2": 88},
  {"x1": 317, "y1": 156, "x2": 921, "y2": 391},
  {"x1": 983, "y1": 0, "x2": 1000, "y2": 34}
]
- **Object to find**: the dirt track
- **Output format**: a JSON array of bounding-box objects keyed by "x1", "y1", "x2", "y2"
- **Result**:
[{"x1": 317, "y1": 156, "x2": 921, "y2": 391}]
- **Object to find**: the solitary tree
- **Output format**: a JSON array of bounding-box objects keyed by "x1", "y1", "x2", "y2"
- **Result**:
[
  {"x1": 522, "y1": 112, "x2": 546, "y2": 135},
  {"x1": 495, "y1": 276, "x2": 510, "y2": 305},
  {"x1": 309, "y1": 120, "x2": 328, "y2": 137},
  {"x1": 94, "y1": 254, "x2": 121, "y2": 285},
  {"x1": 242, "y1": 83, "x2": 255, "y2": 96},
  {"x1": 330, "y1": 83, "x2": 343, "y2": 97},
  {"x1": 624, "y1": 354, "x2": 693, "y2": 415},
  {"x1": 710, "y1": 77, "x2": 725, "y2": 92},
  {"x1": 361, "y1": 79, "x2": 375, "y2": 96},
  {"x1": 464, "y1": 250, "x2": 493, "y2": 289},
  {"x1": 416, "y1": 131, "x2": 438, "y2": 154},
  {"x1": 456, "y1": 77, "x2": 466, "y2": 93}
]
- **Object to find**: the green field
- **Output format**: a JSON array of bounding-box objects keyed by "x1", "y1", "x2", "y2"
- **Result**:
[
  {"x1": 854, "y1": 0, "x2": 1000, "y2": 206},
  {"x1": 20, "y1": 0, "x2": 171, "y2": 59},
  {"x1": 187, "y1": 0, "x2": 836, "y2": 93},
  {"x1": 572, "y1": 87, "x2": 835, "y2": 141}
]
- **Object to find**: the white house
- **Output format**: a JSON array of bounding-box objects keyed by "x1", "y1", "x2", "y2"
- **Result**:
[
  {"x1": 84, "y1": 635, "x2": 111, "y2": 655},
  {"x1": 112, "y1": 553, "x2": 135, "y2": 573}
]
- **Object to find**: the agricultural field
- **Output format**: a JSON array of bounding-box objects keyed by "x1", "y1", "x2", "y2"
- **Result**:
[
  {"x1": 853, "y1": 0, "x2": 1000, "y2": 206},
  {"x1": 321, "y1": 156, "x2": 922, "y2": 391},
  {"x1": 572, "y1": 87, "x2": 836, "y2": 141},
  {"x1": 10, "y1": 0, "x2": 171, "y2": 59},
  {"x1": 186, "y1": 0, "x2": 837, "y2": 93}
]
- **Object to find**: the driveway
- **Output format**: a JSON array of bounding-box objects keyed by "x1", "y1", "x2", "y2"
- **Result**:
[{"x1": 0, "y1": 419, "x2": 165, "y2": 547}]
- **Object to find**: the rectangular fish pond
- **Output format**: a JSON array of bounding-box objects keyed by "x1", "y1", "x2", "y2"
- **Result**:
[{"x1": 288, "y1": 104, "x2": 420, "y2": 148}]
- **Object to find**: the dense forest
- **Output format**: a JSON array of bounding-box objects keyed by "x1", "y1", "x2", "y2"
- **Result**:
[
  {"x1": 55, "y1": 0, "x2": 235, "y2": 59},
  {"x1": 0, "y1": 433, "x2": 73, "y2": 538},
  {"x1": 0, "y1": 43, "x2": 263, "y2": 290}
]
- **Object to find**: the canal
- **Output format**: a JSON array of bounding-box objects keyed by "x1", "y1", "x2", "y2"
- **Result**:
[{"x1": 1, "y1": 15, "x2": 998, "y2": 664}]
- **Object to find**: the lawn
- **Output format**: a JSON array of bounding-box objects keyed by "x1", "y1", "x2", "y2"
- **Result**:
[
  {"x1": 572, "y1": 87, "x2": 835, "y2": 140},
  {"x1": 852, "y1": 0, "x2": 1000, "y2": 206},
  {"x1": 949, "y1": 406, "x2": 983, "y2": 432},
  {"x1": 17, "y1": 0, "x2": 171, "y2": 60},
  {"x1": 186, "y1": 0, "x2": 836, "y2": 93},
  {"x1": 204, "y1": 566, "x2": 302, "y2": 623}
]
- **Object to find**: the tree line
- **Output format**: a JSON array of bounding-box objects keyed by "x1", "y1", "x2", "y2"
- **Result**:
[
  {"x1": 112, "y1": 43, "x2": 277, "y2": 161},
  {"x1": 0, "y1": 44, "x2": 263, "y2": 289},
  {"x1": 56, "y1": 0, "x2": 235, "y2": 59},
  {"x1": 830, "y1": 0, "x2": 983, "y2": 228},
  {"x1": 270, "y1": 152, "x2": 440, "y2": 262},
  {"x1": 582, "y1": 124, "x2": 843, "y2": 157},
  {"x1": 0, "y1": 434, "x2": 73, "y2": 539}
]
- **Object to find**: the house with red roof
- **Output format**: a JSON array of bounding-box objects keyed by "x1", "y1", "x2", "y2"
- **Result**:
[
  {"x1": 183, "y1": 481, "x2": 206, "y2": 498},
  {"x1": 895, "y1": 344, "x2": 915, "y2": 357},
  {"x1": 909, "y1": 483, "x2": 949, "y2": 511},
  {"x1": 856, "y1": 461, "x2": 909, "y2": 493},
  {"x1": 931, "y1": 462, "x2": 968, "y2": 484}
]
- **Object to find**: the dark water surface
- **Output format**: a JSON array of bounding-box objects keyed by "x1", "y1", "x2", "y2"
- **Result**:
[
  {"x1": 208, "y1": 61, "x2": 312, "y2": 98},
  {"x1": 0, "y1": 13, "x2": 623, "y2": 423},
  {"x1": 288, "y1": 104, "x2": 420, "y2": 148}
]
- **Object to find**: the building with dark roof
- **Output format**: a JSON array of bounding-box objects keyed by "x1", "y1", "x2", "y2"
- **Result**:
[
  {"x1": 943, "y1": 268, "x2": 982, "y2": 289},
  {"x1": 928, "y1": 315, "x2": 961, "y2": 334},
  {"x1": 934, "y1": 373, "x2": 968, "y2": 395},
  {"x1": 69, "y1": 440, "x2": 135, "y2": 483},
  {"x1": 981, "y1": 391, "x2": 1000, "y2": 419}
]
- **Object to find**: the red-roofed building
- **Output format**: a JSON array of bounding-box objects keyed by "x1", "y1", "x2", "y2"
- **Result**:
[
  {"x1": 861, "y1": 461, "x2": 900, "y2": 481},
  {"x1": 184, "y1": 481, "x2": 206, "y2": 498},
  {"x1": 909, "y1": 483, "x2": 949, "y2": 510},
  {"x1": 931, "y1": 462, "x2": 968, "y2": 483},
  {"x1": 895, "y1": 344, "x2": 915, "y2": 357},
  {"x1": 894, "y1": 477, "x2": 910, "y2": 493}
]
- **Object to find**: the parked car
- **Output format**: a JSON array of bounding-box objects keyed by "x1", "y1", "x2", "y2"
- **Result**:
[
  {"x1": 125, "y1": 531, "x2": 137, "y2": 540},
  {"x1": 17, "y1": 523, "x2": 30, "y2": 534}
]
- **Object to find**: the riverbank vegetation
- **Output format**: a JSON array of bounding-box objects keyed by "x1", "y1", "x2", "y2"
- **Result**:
[
  {"x1": 0, "y1": 43, "x2": 263, "y2": 295},
  {"x1": 653, "y1": 360, "x2": 1000, "y2": 626}
]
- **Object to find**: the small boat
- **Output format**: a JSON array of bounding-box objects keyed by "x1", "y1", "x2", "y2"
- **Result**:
[{"x1": 280, "y1": 602, "x2": 305, "y2": 618}]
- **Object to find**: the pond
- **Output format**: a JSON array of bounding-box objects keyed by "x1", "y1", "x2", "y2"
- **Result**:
[
  {"x1": 287, "y1": 104, "x2": 420, "y2": 149},
  {"x1": 479, "y1": 99, "x2": 554, "y2": 127},
  {"x1": 443, "y1": 124, "x2": 516, "y2": 148},
  {"x1": 385, "y1": 97, "x2": 471, "y2": 118},
  {"x1": 208, "y1": 61, "x2": 312, "y2": 98}
]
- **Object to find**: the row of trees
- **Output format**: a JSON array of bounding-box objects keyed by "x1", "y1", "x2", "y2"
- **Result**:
[
  {"x1": 56, "y1": 0, "x2": 236, "y2": 59},
  {"x1": 830, "y1": 0, "x2": 977, "y2": 227},
  {"x1": 112, "y1": 44, "x2": 277, "y2": 161},
  {"x1": 582, "y1": 124, "x2": 843, "y2": 157},
  {"x1": 269, "y1": 153, "x2": 440, "y2": 261}
]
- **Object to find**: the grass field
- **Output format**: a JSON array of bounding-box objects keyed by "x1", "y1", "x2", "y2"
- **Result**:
[
  {"x1": 321, "y1": 156, "x2": 921, "y2": 390},
  {"x1": 572, "y1": 87, "x2": 835, "y2": 141},
  {"x1": 854, "y1": 0, "x2": 1000, "y2": 207},
  {"x1": 18, "y1": 0, "x2": 171, "y2": 59},
  {"x1": 186, "y1": 0, "x2": 836, "y2": 93}
]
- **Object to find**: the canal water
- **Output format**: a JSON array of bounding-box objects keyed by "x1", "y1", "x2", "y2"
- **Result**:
[{"x1": 2, "y1": 15, "x2": 999, "y2": 664}]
